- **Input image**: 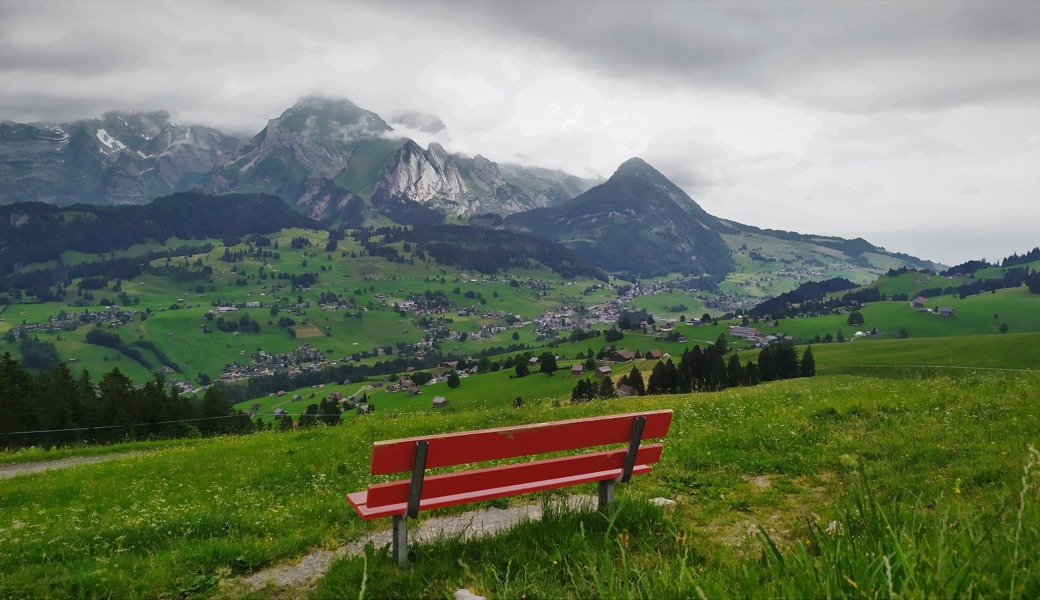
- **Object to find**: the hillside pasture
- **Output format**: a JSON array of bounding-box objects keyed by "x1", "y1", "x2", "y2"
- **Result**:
[{"x1": 2, "y1": 372, "x2": 1039, "y2": 597}]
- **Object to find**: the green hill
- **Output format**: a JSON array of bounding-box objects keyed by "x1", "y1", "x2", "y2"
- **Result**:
[{"x1": 2, "y1": 370, "x2": 1039, "y2": 597}]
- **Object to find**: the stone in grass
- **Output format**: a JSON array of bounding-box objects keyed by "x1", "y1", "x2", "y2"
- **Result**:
[
  {"x1": 650, "y1": 497, "x2": 677, "y2": 509},
  {"x1": 454, "y1": 589, "x2": 485, "y2": 600}
]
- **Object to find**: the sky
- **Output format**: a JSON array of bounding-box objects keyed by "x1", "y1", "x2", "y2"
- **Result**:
[{"x1": 2, "y1": 0, "x2": 1039, "y2": 266}]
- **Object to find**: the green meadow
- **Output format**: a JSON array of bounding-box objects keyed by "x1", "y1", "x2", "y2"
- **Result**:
[
  {"x1": 4, "y1": 225, "x2": 1040, "y2": 597},
  {"x1": 2, "y1": 371, "x2": 1039, "y2": 598}
]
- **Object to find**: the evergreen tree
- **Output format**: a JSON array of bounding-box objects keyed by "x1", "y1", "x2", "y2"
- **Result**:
[
  {"x1": 744, "y1": 361, "x2": 760, "y2": 386},
  {"x1": 514, "y1": 361, "x2": 529, "y2": 378},
  {"x1": 571, "y1": 378, "x2": 596, "y2": 403},
  {"x1": 627, "y1": 366, "x2": 645, "y2": 396},
  {"x1": 597, "y1": 376, "x2": 616, "y2": 399},
  {"x1": 800, "y1": 346, "x2": 816, "y2": 377},
  {"x1": 778, "y1": 343, "x2": 800, "y2": 379},
  {"x1": 726, "y1": 354, "x2": 744, "y2": 388},
  {"x1": 447, "y1": 371, "x2": 461, "y2": 388}
]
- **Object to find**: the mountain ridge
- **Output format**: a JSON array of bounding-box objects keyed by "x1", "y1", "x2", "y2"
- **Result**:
[{"x1": 505, "y1": 157, "x2": 734, "y2": 278}]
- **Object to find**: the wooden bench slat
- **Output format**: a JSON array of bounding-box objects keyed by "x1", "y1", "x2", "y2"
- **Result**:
[
  {"x1": 365, "y1": 444, "x2": 663, "y2": 508},
  {"x1": 348, "y1": 464, "x2": 656, "y2": 519},
  {"x1": 369, "y1": 409, "x2": 672, "y2": 474}
]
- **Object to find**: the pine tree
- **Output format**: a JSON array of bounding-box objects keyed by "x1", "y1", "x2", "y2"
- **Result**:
[
  {"x1": 627, "y1": 366, "x2": 645, "y2": 396},
  {"x1": 800, "y1": 346, "x2": 816, "y2": 377}
]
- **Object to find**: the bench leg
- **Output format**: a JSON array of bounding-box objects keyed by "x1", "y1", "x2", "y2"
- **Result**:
[
  {"x1": 598, "y1": 480, "x2": 615, "y2": 511},
  {"x1": 392, "y1": 514, "x2": 408, "y2": 567}
]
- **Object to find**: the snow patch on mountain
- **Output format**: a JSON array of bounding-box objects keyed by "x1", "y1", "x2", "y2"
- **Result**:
[{"x1": 95, "y1": 128, "x2": 127, "y2": 153}]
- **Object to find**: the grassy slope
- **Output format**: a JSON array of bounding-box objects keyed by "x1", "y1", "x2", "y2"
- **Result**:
[
  {"x1": 0, "y1": 228, "x2": 613, "y2": 385},
  {"x1": 2, "y1": 371, "x2": 1039, "y2": 597}
]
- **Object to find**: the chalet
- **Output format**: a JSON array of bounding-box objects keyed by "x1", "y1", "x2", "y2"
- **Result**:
[
  {"x1": 611, "y1": 349, "x2": 636, "y2": 362},
  {"x1": 596, "y1": 366, "x2": 613, "y2": 377},
  {"x1": 571, "y1": 364, "x2": 584, "y2": 376},
  {"x1": 938, "y1": 307, "x2": 956, "y2": 317},
  {"x1": 529, "y1": 356, "x2": 540, "y2": 364},
  {"x1": 432, "y1": 396, "x2": 449, "y2": 408},
  {"x1": 616, "y1": 384, "x2": 638, "y2": 397},
  {"x1": 912, "y1": 296, "x2": 928, "y2": 308},
  {"x1": 645, "y1": 348, "x2": 663, "y2": 360}
]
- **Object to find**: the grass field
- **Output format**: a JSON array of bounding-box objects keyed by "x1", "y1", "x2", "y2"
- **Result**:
[{"x1": 3, "y1": 370, "x2": 1039, "y2": 598}]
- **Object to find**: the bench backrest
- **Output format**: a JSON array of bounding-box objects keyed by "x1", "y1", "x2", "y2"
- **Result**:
[{"x1": 369, "y1": 409, "x2": 673, "y2": 475}]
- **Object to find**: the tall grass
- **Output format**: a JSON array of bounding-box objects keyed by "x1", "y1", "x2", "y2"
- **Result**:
[
  {"x1": 755, "y1": 447, "x2": 1040, "y2": 598},
  {"x1": 2, "y1": 372, "x2": 1038, "y2": 597}
]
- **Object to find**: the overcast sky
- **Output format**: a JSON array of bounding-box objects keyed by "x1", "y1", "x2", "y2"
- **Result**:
[{"x1": 2, "y1": 0, "x2": 1039, "y2": 266}]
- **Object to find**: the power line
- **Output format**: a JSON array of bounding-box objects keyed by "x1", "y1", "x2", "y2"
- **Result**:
[
  {"x1": 0, "y1": 412, "x2": 349, "y2": 437},
  {"x1": 0, "y1": 414, "x2": 249, "y2": 437}
]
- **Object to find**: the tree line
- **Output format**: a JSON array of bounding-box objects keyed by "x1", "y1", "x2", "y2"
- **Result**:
[
  {"x1": 0, "y1": 354, "x2": 249, "y2": 450},
  {"x1": 571, "y1": 340, "x2": 815, "y2": 401}
]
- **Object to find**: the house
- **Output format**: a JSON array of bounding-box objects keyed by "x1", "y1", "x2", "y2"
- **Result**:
[
  {"x1": 611, "y1": 349, "x2": 636, "y2": 362},
  {"x1": 645, "y1": 348, "x2": 663, "y2": 360},
  {"x1": 432, "y1": 396, "x2": 449, "y2": 408},
  {"x1": 938, "y1": 307, "x2": 956, "y2": 317},
  {"x1": 596, "y1": 366, "x2": 613, "y2": 377},
  {"x1": 571, "y1": 364, "x2": 584, "y2": 376},
  {"x1": 616, "y1": 384, "x2": 638, "y2": 397},
  {"x1": 912, "y1": 296, "x2": 928, "y2": 308}
]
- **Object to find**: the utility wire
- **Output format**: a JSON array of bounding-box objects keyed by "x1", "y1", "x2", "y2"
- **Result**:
[{"x1": 0, "y1": 411, "x2": 349, "y2": 434}]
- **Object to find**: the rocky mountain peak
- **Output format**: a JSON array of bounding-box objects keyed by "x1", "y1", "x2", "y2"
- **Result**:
[
  {"x1": 276, "y1": 95, "x2": 392, "y2": 140},
  {"x1": 375, "y1": 140, "x2": 466, "y2": 204},
  {"x1": 609, "y1": 157, "x2": 665, "y2": 182}
]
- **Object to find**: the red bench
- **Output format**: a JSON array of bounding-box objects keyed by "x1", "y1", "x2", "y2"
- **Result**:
[{"x1": 347, "y1": 409, "x2": 672, "y2": 565}]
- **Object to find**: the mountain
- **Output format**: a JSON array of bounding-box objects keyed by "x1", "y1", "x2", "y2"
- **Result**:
[
  {"x1": 505, "y1": 158, "x2": 735, "y2": 278},
  {"x1": 198, "y1": 96, "x2": 596, "y2": 222},
  {"x1": 0, "y1": 96, "x2": 597, "y2": 221},
  {"x1": 0, "y1": 112, "x2": 239, "y2": 206}
]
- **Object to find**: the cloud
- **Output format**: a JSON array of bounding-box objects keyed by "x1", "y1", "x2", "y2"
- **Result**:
[
  {"x1": 420, "y1": 1, "x2": 1040, "y2": 113},
  {"x1": 1, "y1": 0, "x2": 1039, "y2": 265}
]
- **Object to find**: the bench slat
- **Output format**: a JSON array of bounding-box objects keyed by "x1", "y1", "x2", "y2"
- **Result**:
[
  {"x1": 369, "y1": 409, "x2": 672, "y2": 474},
  {"x1": 348, "y1": 463, "x2": 656, "y2": 519}
]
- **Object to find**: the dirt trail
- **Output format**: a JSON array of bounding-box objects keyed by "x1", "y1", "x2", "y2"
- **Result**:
[
  {"x1": 0, "y1": 453, "x2": 138, "y2": 479},
  {"x1": 226, "y1": 495, "x2": 599, "y2": 597}
]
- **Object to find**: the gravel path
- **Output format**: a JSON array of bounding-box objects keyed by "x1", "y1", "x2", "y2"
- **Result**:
[
  {"x1": 0, "y1": 453, "x2": 138, "y2": 479},
  {"x1": 229, "y1": 495, "x2": 598, "y2": 597}
]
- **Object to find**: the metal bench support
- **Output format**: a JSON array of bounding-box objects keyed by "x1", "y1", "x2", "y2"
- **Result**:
[
  {"x1": 598, "y1": 415, "x2": 645, "y2": 511},
  {"x1": 392, "y1": 514, "x2": 407, "y2": 567},
  {"x1": 394, "y1": 440, "x2": 429, "y2": 566}
]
